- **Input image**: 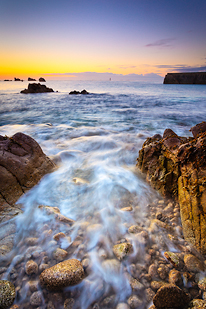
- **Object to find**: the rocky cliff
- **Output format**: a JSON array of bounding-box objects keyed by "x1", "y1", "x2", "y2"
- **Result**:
[
  {"x1": 137, "y1": 122, "x2": 206, "y2": 255},
  {"x1": 163, "y1": 72, "x2": 206, "y2": 84}
]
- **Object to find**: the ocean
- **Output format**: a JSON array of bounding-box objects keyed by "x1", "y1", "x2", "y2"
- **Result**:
[{"x1": 0, "y1": 80, "x2": 206, "y2": 308}]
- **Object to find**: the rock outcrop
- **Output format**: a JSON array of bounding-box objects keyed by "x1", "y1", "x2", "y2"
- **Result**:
[
  {"x1": 20, "y1": 83, "x2": 54, "y2": 94},
  {"x1": 137, "y1": 122, "x2": 206, "y2": 255},
  {"x1": 28, "y1": 77, "x2": 36, "y2": 81},
  {"x1": 163, "y1": 72, "x2": 206, "y2": 84},
  {"x1": 0, "y1": 132, "x2": 55, "y2": 222},
  {"x1": 69, "y1": 89, "x2": 89, "y2": 95}
]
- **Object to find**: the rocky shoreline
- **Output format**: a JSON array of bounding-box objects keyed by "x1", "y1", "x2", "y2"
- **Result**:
[{"x1": 0, "y1": 124, "x2": 206, "y2": 309}]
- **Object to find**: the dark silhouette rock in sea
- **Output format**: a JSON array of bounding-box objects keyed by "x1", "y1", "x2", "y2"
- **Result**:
[
  {"x1": 69, "y1": 89, "x2": 89, "y2": 95},
  {"x1": 20, "y1": 83, "x2": 54, "y2": 93},
  {"x1": 39, "y1": 77, "x2": 46, "y2": 82},
  {"x1": 14, "y1": 78, "x2": 23, "y2": 82},
  {"x1": 28, "y1": 77, "x2": 36, "y2": 81},
  {"x1": 0, "y1": 132, "x2": 55, "y2": 223},
  {"x1": 137, "y1": 121, "x2": 206, "y2": 255},
  {"x1": 163, "y1": 72, "x2": 206, "y2": 84}
]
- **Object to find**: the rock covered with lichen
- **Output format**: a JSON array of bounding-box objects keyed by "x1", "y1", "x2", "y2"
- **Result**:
[
  {"x1": 39, "y1": 259, "x2": 85, "y2": 290},
  {"x1": 137, "y1": 121, "x2": 206, "y2": 255},
  {"x1": 0, "y1": 280, "x2": 16, "y2": 309}
]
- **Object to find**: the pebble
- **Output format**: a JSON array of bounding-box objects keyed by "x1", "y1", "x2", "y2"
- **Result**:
[
  {"x1": 168, "y1": 269, "x2": 183, "y2": 287},
  {"x1": 113, "y1": 242, "x2": 133, "y2": 261},
  {"x1": 127, "y1": 295, "x2": 143, "y2": 308},
  {"x1": 116, "y1": 303, "x2": 130, "y2": 309},
  {"x1": 25, "y1": 260, "x2": 38, "y2": 275},
  {"x1": 184, "y1": 254, "x2": 205, "y2": 272},
  {"x1": 30, "y1": 291, "x2": 43, "y2": 306},
  {"x1": 64, "y1": 298, "x2": 75, "y2": 309},
  {"x1": 198, "y1": 277, "x2": 206, "y2": 291},
  {"x1": 53, "y1": 248, "x2": 68, "y2": 261}
]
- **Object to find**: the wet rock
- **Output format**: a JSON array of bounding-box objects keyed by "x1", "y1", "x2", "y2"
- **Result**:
[
  {"x1": 168, "y1": 269, "x2": 183, "y2": 287},
  {"x1": 187, "y1": 299, "x2": 206, "y2": 308},
  {"x1": 53, "y1": 232, "x2": 66, "y2": 241},
  {"x1": 157, "y1": 264, "x2": 169, "y2": 280},
  {"x1": 30, "y1": 291, "x2": 43, "y2": 306},
  {"x1": 184, "y1": 254, "x2": 204, "y2": 272},
  {"x1": 25, "y1": 260, "x2": 38, "y2": 275},
  {"x1": 21, "y1": 83, "x2": 54, "y2": 93},
  {"x1": 153, "y1": 284, "x2": 190, "y2": 308},
  {"x1": 164, "y1": 251, "x2": 180, "y2": 268},
  {"x1": 25, "y1": 237, "x2": 39, "y2": 246},
  {"x1": 53, "y1": 248, "x2": 68, "y2": 261},
  {"x1": 198, "y1": 277, "x2": 206, "y2": 291},
  {"x1": 190, "y1": 121, "x2": 206, "y2": 138},
  {"x1": 39, "y1": 206, "x2": 74, "y2": 225},
  {"x1": 39, "y1": 259, "x2": 84, "y2": 290},
  {"x1": 127, "y1": 295, "x2": 143, "y2": 308},
  {"x1": 0, "y1": 133, "x2": 55, "y2": 221},
  {"x1": 145, "y1": 287, "x2": 155, "y2": 302},
  {"x1": 137, "y1": 123, "x2": 206, "y2": 255},
  {"x1": 113, "y1": 242, "x2": 133, "y2": 261},
  {"x1": 128, "y1": 225, "x2": 143, "y2": 234},
  {"x1": 0, "y1": 280, "x2": 16, "y2": 309},
  {"x1": 150, "y1": 280, "x2": 168, "y2": 291},
  {"x1": 64, "y1": 298, "x2": 75, "y2": 309}
]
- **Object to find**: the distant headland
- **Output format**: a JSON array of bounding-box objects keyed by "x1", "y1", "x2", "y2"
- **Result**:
[{"x1": 163, "y1": 72, "x2": 206, "y2": 84}]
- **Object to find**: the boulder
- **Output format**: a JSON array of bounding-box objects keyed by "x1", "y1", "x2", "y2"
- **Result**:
[
  {"x1": 39, "y1": 259, "x2": 84, "y2": 290},
  {"x1": 0, "y1": 280, "x2": 16, "y2": 309},
  {"x1": 137, "y1": 122, "x2": 206, "y2": 255},
  {"x1": 39, "y1": 77, "x2": 46, "y2": 82},
  {"x1": 20, "y1": 83, "x2": 54, "y2": 93},
  {"x1": 0, "y1": 132, "x2": 55, "y2": 222}
]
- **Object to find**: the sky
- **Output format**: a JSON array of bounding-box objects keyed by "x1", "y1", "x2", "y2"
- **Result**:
[{"x1": 0, "y1": 0, "x2": 206, "y2": 80}]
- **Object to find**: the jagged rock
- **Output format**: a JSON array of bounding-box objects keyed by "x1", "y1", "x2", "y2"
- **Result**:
[
  {"x1": 39, "y1": 259, "x2": 84, "y2": 290},
  {"x1": 39, "y1": 77, "x2": 46, "y2": 82},
  {"x1": 163, "y1": 72, "x2": 206, "y2": 84},
  {"x1": 21, "y1": 83, "x2": 54, "y2": 93},
  {"x1": 0, "y1": 280, "x2": 16, "y2": 309},
  {"x1": 0, "y1": 132, "x2": 55, "y2": 223},
  {"x1": 69, "y1": 89, "x2": 89, "y2": 95},
  {"x1": 153, "y1": 284, "x2": 189, "y2": 308},
  {"x1": 137, "y1": 122, "x2": 206, "y2": 255}
]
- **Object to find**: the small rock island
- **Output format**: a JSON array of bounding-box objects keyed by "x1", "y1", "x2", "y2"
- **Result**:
[
  {"x1": 21, "y1": 83, "x2": 54, "y2": 93},
  {"x1": 163, "y1": 72, "x2": 206, "y2": 84}
]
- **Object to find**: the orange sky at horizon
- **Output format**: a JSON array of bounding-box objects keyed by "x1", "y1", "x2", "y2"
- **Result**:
[{"x1": 1, "y1": 0, "x2": 206, "y2": 81}]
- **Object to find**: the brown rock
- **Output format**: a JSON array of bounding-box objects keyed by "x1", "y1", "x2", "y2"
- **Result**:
[
  {"x1": 153, "y1": 284, "x2": 190, "y2": 308},
  {"x1": 39, "y1": 259, "x2": 84, "y2": 290},
  {"x1": 0, "y1": 280, "x2": 16, "y2": 309},
  {"x1": 190, "y1": 121, "x2": 206, "y2": 138},
  {"x1": 0, "y1": 133, "x2": 55, "y2": 221},
  {"x1": 112, "y1": 243, "x2": 133, "y2": 261},
  {"x1": 184, "y1": 254, "x2": 204, "y2": 272},
  {"x1": 25, "y1": 260, "x2": 38, "y2": 275},
  {"x1": 137, "y1": 123, "x2": 206, "y2": 255}
]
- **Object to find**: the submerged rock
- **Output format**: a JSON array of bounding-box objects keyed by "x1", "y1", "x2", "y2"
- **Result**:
[
  {"x1": 137, "y1": 122, "x2": 206, "y2": 255},
  {"x1": 39, "y1": 259, "x2": 84, "y2": 290},
  {"x1": 21, "y1": 83, "x2": 54, "y2": 93},
  {"x1": 0, "y1": 280, "x2": 16, "y2": 309}
]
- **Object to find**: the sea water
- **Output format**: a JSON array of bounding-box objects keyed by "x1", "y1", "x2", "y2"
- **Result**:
[{"x1": 0, "y1": 80, "x2": 206, "y2": 308}]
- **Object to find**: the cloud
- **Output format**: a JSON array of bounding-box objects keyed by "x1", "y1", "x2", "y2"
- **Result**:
[
  {"x1": 117, "y1": 65, "x2": 137, "y2": 70},
  {"x1": 155, "y1": 64, "x2": 206, "y2": 72},
  {"x1": 145, "y1": 38, "x2": 176, "y2": 48}
]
